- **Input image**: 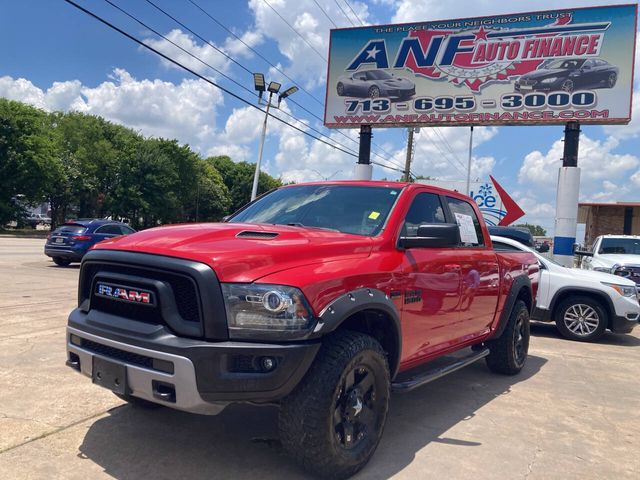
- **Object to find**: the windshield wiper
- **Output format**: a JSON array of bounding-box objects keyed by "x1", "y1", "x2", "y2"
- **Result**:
[{"x1": 282, "y1": 222, "x2": 340, "y2": 232}]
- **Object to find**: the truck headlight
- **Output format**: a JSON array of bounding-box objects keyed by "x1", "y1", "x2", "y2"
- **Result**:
[
  {"x1": 593, "y1": 267, "x2": 611, "y2": 273},
  {"x1": 601, "y1": 282, "x2": 637, "y2": 298},
  {"x1": 221, "y1": 283, "x2": 316, "y2": 340}
]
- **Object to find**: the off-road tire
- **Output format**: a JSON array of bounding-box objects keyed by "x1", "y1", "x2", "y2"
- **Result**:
[
  {"x1": 52, "y1": 257, "x2": 71, "y2": 267},
  {"x1": 114, "y1": 393, "x2": 163, "y2": 410},
  {"x1": 554, "y1": 295, "x2": 607, "y2": 342},
  {"x1": 485, "y1": 299, "x2": 530, "y2": 375},
  {"x1": 279, "y1": 330, "x2": 390, "y2": 479}
]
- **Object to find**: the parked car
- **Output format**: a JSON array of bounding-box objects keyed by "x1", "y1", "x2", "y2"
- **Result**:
[
  {"x1": 515, "y1": 58, "x2": 618, "y2": 93},
  {"x1": 580, "y1": 235, "x2": 640, "y2": 285},
  {"x1": 26, "y1": 213, "x2": 52, "y2": 227},
  {"x1": 45, "y1": 219, "x2": 135, "y2": 266},
  {"x1": 488, "y1": 225, "x2": 535, "y2": 247},
  {"x1": 336, "y1": 69, "x2": 416, "y2": 100},
  {"x1": 66, "y1": 181, "x2": 539, "y2": 478},
  {"x1": 492, "y1": 235, "x2": 639, "y2": 342}
]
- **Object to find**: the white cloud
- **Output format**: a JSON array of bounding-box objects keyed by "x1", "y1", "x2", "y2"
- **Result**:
[
  {"x1": 0, "y1": 69, "x2": 224, "y2": 152},
  {"x1": 518, "y1": 134, "x2": 639, "y2": 190},
  {"x1": 246, "y1": 0, "x2": 370, "y2": 89},
  {"x1": 143, "y1": 29, "x2": 232, "y2": 76}
]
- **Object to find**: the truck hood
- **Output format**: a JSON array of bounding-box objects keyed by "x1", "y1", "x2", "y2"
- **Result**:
[
  {"x1": 93, "y1": 223, "x2": 374, "y2": 282},
  {"x1": 592, "y1": 254, "x2": 640, "y2": 268}
]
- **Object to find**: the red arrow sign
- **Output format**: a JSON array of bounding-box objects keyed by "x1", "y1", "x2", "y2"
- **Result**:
[{"x1": 490, "y1": 175, "x2": 525, "y2": 226}]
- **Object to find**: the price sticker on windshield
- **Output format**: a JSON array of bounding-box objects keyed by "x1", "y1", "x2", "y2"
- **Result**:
[{"x1": 454, "y1": 213, "x2": 478, "y2": 245}]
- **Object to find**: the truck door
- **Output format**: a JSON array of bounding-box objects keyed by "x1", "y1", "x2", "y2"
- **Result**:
[
  {"x1": 444, "y1": 196, "x2": 500, "y2": 340},
  {"x1": 399, "y1": 192, "x2": 462, "y2": 364}
]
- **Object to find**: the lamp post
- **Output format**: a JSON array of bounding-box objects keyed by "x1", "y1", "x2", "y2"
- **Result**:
[{"x1": 251, "y1": 73, "x2": 298, "y2": 201}]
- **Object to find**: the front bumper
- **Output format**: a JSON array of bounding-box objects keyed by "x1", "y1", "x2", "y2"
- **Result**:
[
  {"x1": 610, "y1": 314, "x2": 639, "y2": 334},
  {"x1": 67, "y1": 309, "x2": 320, "y2": 415}
]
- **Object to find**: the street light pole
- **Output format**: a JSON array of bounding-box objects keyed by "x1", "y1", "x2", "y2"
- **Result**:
[
  {"x1": 251, "y1": 74, "x2": 298, "y2": 201},
  {"x1": 251, "y1": 91, "x2": 272, "y2": 201}
]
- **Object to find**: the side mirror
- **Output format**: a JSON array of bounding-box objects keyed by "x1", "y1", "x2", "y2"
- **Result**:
[
  {"x1": 222, "y1": 215, "x2": 231, "y2": 223},
  {"x1": 399, "y1": 223, "x2": 460, "y2": 249}
]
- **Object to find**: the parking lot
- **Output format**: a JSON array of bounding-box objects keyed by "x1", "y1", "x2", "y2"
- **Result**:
[{"x1": 0, "y1": 236, "x2": 638, "y2": 479}]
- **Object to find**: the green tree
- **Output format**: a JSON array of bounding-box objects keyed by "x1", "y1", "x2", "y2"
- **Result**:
[
  {"x1": 207, "y1": 156, "x2": 282, "y2": 213},
  {"x1": 514, "y1": 223, "x2": 547, "y2": 236},
  {"x1": 0, "y1": 99, "x2": 58, "y2": 225}
]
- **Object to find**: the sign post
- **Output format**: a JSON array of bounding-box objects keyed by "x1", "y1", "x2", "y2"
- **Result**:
[{"x1": 553, "y1": 122, "x2": 582, "y2": 266}]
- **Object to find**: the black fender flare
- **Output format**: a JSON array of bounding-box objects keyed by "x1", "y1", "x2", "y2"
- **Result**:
[
  {"x1": 488, "y1": 275, "x2": 532, "y2": 341},
  {"x1": 310, "y1": 288, "x2": 402, "y2": 378}
]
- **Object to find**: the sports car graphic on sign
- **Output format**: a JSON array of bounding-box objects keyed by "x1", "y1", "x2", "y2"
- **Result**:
[
  {"x1": 515, "y1": 58, "x2": 619, "y2": 93},
  {"x1": 336, "y1": 69, "x2": 416, "y2": 100}
]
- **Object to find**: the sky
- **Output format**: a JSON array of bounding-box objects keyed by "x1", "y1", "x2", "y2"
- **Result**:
[{"x1": 1, "y1": 0, "x2": 640, "y2": 235}]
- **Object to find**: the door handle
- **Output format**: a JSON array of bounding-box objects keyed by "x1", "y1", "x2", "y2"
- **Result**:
[{"x1": 444, "y1": 264, "x2": 461, "y2": 272}]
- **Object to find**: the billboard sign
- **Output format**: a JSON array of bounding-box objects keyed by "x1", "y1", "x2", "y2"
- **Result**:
[{"x1": 324, "y1": 5, "x2": 637, "y2": 128}]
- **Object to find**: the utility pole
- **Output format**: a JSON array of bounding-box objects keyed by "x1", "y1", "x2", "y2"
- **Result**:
[
  {"x1": 466, "y1": 126, "x2": 474, "y2": 195},
  {"x1": 403, "y1": 127, "x2": 415, "y2": 182},
  {"x1": 553, "y1": 121, "x2": 581, "y2": 267}
]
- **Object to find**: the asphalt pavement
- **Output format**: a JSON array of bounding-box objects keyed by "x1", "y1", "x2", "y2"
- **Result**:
[{"x1": 0, "y1": 237, "x2": 638, "y2": 479}]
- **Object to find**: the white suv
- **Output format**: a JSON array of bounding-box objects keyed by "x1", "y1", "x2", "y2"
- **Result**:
[
  {"x1": 581, "y1": 235, "x2": 640, "y2": 284},
  {"x1": 492, "y1": 235, "x2": 640, "y2": 342}
]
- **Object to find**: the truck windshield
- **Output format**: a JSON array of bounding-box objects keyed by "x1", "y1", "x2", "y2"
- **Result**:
[
  {"x1": 230, "y1": 185, "x2": 403, "y2": 236},
  {"x1": 599, "y1": 238, "x2": 640, "y2": 255}
]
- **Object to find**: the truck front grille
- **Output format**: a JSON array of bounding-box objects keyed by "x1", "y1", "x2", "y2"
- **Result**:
[
  {"x1": 613, "y1": 265, "x2": 640, "y2": 285},
  {"x1": 82, "y1": 263, "x2": 200, "y2": 324}
]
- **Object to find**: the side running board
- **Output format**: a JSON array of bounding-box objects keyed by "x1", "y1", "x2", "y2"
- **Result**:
[{"x1": 391, "y1": 348, "x2": 489, "y2": 393}]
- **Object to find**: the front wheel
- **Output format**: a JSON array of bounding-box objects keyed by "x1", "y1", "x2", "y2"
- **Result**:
[
  {"x1": 561, "y1": 79, "x2": 574, "y2": 92},
  {"x1": 485, "y1": 299, "x2": 530, "y2": 375},
  {"x1": 607, "y1": 72, "x2": 617, "y2": 88},
  {"x1": 279, "y1": 330, "x2": 390, "y2": 479},
  {"x1": 554, "y1": 296, "x2": 607, "y2": 342}
]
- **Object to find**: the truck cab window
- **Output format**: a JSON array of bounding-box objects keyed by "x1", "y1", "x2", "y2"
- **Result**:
[{"x1": 402, "y1": 193, "x2": 445, "y2": 237}]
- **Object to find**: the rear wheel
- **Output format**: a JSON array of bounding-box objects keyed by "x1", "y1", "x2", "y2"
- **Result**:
[
  {"x1": 368, "y1": 86, "x2": 380, "y2": 99},
  {"x1": 337, "y1": 82, "x2": 345, "y2": 96},
  {"x1": 555, "y1": 296, "x2": 607, "y2": 342},
  {"x1": 485, "y1": 299, "x2": 530, "y2": 375},
  {"x1": 279, "y1": 330, "x2": 390, "y2": 479},
  {"x1": 52, "y1": 257, "x2": 71, "y2": 267}
]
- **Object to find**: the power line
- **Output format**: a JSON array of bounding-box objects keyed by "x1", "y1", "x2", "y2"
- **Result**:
[
  {"x1": 432, "y1": 127, "x2": 467, "y2": 170},
  {"x1": 344, "y1": 0, "x2": 365, "y2": 26},
  {"x1": 421, "y1": 129, "x2": 467, "y2": 178},
  {"x1": 185, "y1": 0, "x2": 325, "y2": 108},
  {"x1": 262, "y1": 0, "x2": 328, "y2": 61},
  {"x1": 312, "y1": 0, "x2": 337, "y2": 28},
  {"x1": 186, "y1": 0, "x2": 402, "y2": 168},
  {"x1": 104, "y1": 0, "x2": 357, "y2": 157},
  {"x1": 333, "y1": 0, "x2": 355, "y2": 26},
  {"x1": 62, "y1": 0, "x2": 357, "y2": 158}
]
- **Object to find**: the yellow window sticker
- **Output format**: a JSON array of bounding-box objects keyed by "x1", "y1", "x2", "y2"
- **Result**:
[{"x1": 368, "y1": 211, "x2": 380, "y2": 220}]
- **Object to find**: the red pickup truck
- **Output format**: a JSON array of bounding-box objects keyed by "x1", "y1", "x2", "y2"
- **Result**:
[{"x1": 66, "y1": 181, "x2": 538, "y2": 478}]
